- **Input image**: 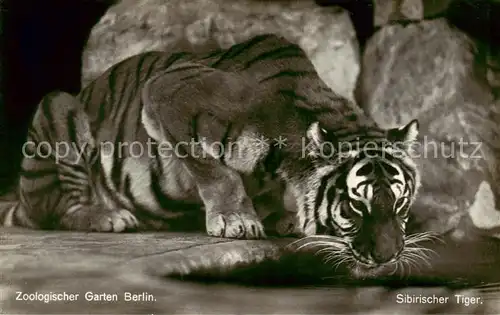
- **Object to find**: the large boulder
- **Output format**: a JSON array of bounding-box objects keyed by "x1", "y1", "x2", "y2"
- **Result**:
[
  {"x1": 356, "y1": 18, "x2": 500, "y2": 240},
  {"x1": 82, "y1": 0, "x2": 359, "y2": 101}
]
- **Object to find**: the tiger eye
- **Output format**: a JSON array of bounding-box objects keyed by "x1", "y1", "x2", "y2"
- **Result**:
[
  {"x1": 350, "y1": 199, "x2": 365, "y2": 212},
  {"x1": 340, "y1": 203, "x2": 352, "y2": 219},
  {"x1": 395, "y1": 198, "x2": 410, "y2": 217},
  {"x1": 394, "y1": 198, "x2": 406, "y2": 212}
]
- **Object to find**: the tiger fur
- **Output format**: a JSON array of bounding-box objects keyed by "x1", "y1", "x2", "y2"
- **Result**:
[{"x1": 1, "y1": 34, "x2": 421, "y2": 272}]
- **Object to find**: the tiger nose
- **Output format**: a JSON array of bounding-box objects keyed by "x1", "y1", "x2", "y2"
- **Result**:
[
  {"x1": 371, "y1": 249, "x2": 397, "y2": 264},
  {"x1": 371, "y1": 238, "x2": 403, "y2": 263}
]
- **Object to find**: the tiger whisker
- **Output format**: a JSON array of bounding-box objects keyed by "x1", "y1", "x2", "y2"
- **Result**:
[
  {"x1": 286, "y1": 237, "x2": 346, "y2": 252},
  {"x1": 323, "y1": 255, "x2": 341, "y2": 265},
  {"x1": 286, "y1": 235, "x2": 345, "y2": 247},
  {"x1": 400, "y1": 254, "x2": 422, "y2": 273},
  {"x1": 409, "y1": 247, "x2": 435, "y2": 265},
  {"x1": 407, "y1": 259, "x2": 418, "y2": 274},
  {"x1": 479, "y1": 287, "x2": 500, "y2": 295},
  {"x1": 324, "y1": 257, "x2": 341, "y2": 267},
  {"x1": 399, "y1": 259, "x2": 409, "y2": 275},
  {"x1": 404, "y1": 248, "x2": 433, "y2": 261},
  {"x1": 403, "y1": 243, "x2": 438, "y2": 263},
  {"x1": 405, "y1": 234, "x2": 439, "y2": 244},
  {"x1": 314, "y1": 248, "x2": 334, "y2": 256},
  {"x1": 389, "y1": 261, "x2": 399, "y2": 276},
  {"x1": 405, "y1": 231, "x2": 443, "y2": 245},
  {"x1": 401, "y1": 252, "x2": 429, "y2": 271},
  {"x1": 292, "y1": 240, "x2": 345, "y2": 252},
  {"x1": 473, "y1": 281, "x2": 500, "y2": 289},
  {"x1": 405, "y1": 237, "x2": 430, "y2": 245},
  {"x1": 325, "y1": 253, "x2": 349, "y2": 271},
  {"x1": 405, "y1": 246, "x2": 437, "y2": 256},
  {"x1": 315, "y1": 246, "x2": 344, "y2": 256},
  {"x1": 406, "y1": 261, "x2": 419, "y2": 275},
  {"x1": 323, "y1": 251, "x2": 347, "y2": 265},
  {"x1": 405, "y1": 243, "x2": 437, "y2": 251},
  {"x1": 320, "y1": 252, "x2": 347, "y2": 267},
  {"x1": 402, "y1": 252, "x2": 426, "y2": 263},
  {"x1": 295, "y1": 241, "x2": 335, "y2": 250},
  {"x1": 334, "y1": 256, "x2": 354, "y2": 271},
  {"x1": 331, "y1": 260, "x2": 348, "y2": 273},
  {"x1": 399, "y1": 260, "x2": 409, "y2": 277},
  {"x1": 285, "y1": 238, "x2": 312, "y2": 248},
  {"x1": 476, "y1": 287, "x2": 500, "y2": 294},
  {"x1": 299, "y1": 235, "x2": 346, "y2": 241},
  {"x1": 403, "y1": 261, "x2": 410, "y2": 277}
]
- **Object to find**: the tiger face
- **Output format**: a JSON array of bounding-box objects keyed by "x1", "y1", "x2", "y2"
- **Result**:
[
  {"x1": 343, "y1": 153, "x2": 414, "y2": 266},
  {"x1": 293, "y1": 119, "x2": 424, "y2": 277}
]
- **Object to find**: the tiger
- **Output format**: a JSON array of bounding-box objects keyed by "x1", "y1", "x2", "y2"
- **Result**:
[{"x1": 0, "y1": 34, "x2": 421, "y2": 274}]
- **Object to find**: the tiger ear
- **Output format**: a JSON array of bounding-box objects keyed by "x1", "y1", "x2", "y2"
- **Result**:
[
  {"x1": 387, "y1": 119, "x2": 419, "y2": 143},
  {"x1": 306, "y1": 122, "x2": 327, "y2": 147},
  {"x1": 306, "y1": 122, "x2": 334, "y2": 158}
]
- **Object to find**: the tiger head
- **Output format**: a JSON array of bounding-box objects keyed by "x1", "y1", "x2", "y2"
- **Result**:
[{"x1": 291, "y1": 119, "x2": 424, "y2": 277}]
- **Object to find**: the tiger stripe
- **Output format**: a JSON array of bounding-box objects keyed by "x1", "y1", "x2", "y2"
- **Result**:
[{"x1": 209, "y1": 35, "x2": 269, "y2": 68}]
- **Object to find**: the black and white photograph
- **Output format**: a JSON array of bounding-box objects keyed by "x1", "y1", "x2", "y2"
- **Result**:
[{"x1": 1, "y1": 0, "x2": 500, "y2": 313}]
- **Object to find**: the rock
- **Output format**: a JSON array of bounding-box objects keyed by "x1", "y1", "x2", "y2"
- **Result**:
[
  {"x1": 374, "y1": 0, "x2": 423, "y2": 26},
  {"x1": 356, "y1": 18, "x2": 500, "y2": 239},
  {"x1": 82, "y1": 0, "x2": 359, "y2": 101}
]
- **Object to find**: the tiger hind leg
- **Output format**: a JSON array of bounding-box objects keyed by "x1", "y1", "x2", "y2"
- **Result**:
[{"x1": 18, "y1": 91, "x2": 139, "y2": 232}]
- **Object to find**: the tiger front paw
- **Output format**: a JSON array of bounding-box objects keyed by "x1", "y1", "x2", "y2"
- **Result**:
[{"x1": 206, "y1": 211, "x2": 266, "y2": 239}]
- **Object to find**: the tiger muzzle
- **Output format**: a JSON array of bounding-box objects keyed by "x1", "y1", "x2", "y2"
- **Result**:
[{"x1": 354, "y1": 217, "x2": 404, "y2": 265}]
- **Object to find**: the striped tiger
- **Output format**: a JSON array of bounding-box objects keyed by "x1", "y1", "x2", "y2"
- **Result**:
[{"x1": 1, "y1": 34, "x2": 421, "y2": 271}]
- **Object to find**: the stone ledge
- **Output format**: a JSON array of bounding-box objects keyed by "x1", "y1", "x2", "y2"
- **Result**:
[{"x1": 2, "y1": 227, "x2": 500, "y2": 313}]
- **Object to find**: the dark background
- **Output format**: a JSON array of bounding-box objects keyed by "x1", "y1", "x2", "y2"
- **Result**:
[
  {"x1": 0, "y1": 0, "x2": 498, "y2": 194},
  {"x1": 1, "y1": 0, "x2": 113, "y2": 193}
]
